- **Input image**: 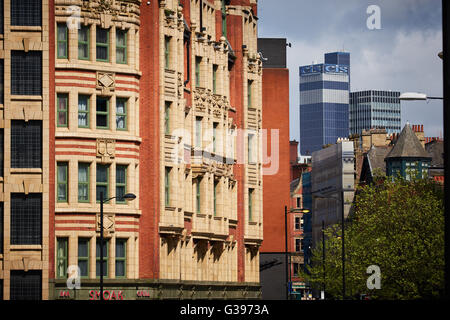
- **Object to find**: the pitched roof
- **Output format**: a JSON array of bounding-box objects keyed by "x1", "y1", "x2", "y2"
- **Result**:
[
  {"x1": 290, "y1": 178, "x2": 300, "y2": 194},
  {"x1": 367, "y1": 145, "x2": 393, "y2": 173},
  {"x1": 425, "y1": 140, "x2": 444, "y2": 167},
  {"x1": 385, "y1": 124, "x2": 431, "y2": 159}
]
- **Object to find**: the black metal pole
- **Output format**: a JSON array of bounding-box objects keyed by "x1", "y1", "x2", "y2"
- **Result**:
[
  {"x1": 322, "y1": 220, "x2": 325, "y2": 299},
  {"x1": 443, "y1": 0, "x2": 450, "y2": 299},
  {"x1": 100, "y1": 191, "x2": 104, "y2": 301},
  {"x1": 285, "y1": 205, "x2": 289, "y2": 300},
  {"x1": 341, "y1": 190, "x2": 345, "y2": 300}
]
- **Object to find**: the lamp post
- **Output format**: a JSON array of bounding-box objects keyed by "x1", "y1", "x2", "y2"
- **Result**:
[
  {"x1": 322, "y1": 220, "x2": 325, "y2": 300},
  {"x1": 312, "y1": 190, "x2": 346, "y2": 299},
  {"x1": 399, "y1": 88, "x2": 447, "y2": 296},
  {"x1": 99, "y1": 192, "x2": 136, "y2": 301},
  {"x1": 285, "y1": 206, "x2": 310, "y2": 300}
]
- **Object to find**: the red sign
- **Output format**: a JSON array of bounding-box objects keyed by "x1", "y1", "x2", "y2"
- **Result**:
[
  {"x1": 136, "y1": 290, "x2": 150, "y2": 298},
  {"x1": 89, "y1": 290, "x2": 124, "y2": 300}
]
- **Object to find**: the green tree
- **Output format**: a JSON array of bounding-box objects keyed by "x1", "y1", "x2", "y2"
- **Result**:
[{"x1": 301, "y1": 176, "x2": 444, "y2": 299}]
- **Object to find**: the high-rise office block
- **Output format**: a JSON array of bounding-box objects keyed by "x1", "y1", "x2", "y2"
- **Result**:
[
  {"x1": 299, "y1": 52, "x2": 350, "y2": 155},
  {"x1": 349, "y1": 90, "x2": 401, "y2": 135}
]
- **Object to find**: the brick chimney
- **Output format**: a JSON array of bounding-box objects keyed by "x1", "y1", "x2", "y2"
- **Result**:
[{"x1": 412, "y1": 124, "x2": 425, "y2": 148}]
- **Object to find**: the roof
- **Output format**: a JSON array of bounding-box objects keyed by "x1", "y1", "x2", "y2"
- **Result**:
[
  {"x1": 290, "y1": 178, "x2": 300, "y2": 194},
  {"x1": 385, "y1": 124, "x2": 430, "y2": 159},
  {"x1": 367, "y1": 145, "x2": 393, "y2": 173},
  {"x1": 425, "y1": 140, "x2": 444, "y2": 167}
]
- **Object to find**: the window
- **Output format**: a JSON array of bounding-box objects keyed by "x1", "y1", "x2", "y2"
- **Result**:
[
  {"x1": 164, "y1": 102, "x2": 170, "y2": 135},
  {"x1": 296, "y1": 197, "x2": 301, "y2": 208},
  {"x1": 115, "y1": 239, "x2": 127, "y2": 278},
  {"x1": 96, "y1": 97, "x2": 109, "y2": 128},
  {"x1": 213, "y1": 123, "x2": 218, "y2": 153},
  {"x1": 295, "y1": 217, "x2": 300, "y2": 230},
  {"x1": 0, "y1": 59, "x2": 3, "y2": 104},
  {"x1": 248, "y1": 188, "x2": 254, "y2": 222},
  {"x1": 57, "y1": 93, "x2": 68, "y2": 127},
  {"x1": 116, "y1": 29, "x2": 127, "y2": 64},
  {"x1": 0, "y1": 203, "x2": 3, "y2": 254},
  {"x1": 78, "y1": 94, "x2": 89, "y2": 128},
  {"x1": 11, "y1": 51, "x2": 42, "y2": 95},
  {"x1": 221, "y1": 0, "x2": 227, "y2": 38},
  {"x1": 57, "y1": 162, "x2": 68, "y2": 202},
  {"x1": 78, "y1": 238, "x2": 90, "y2": 278},
  {"x1": 293, "y1": 263, "x2": 300, "y2": 276},
  {"x1": 213, "y1": 64, "x2": 218, "y2": 94},
  {"x1": 422, "y1": 162, "x2": 429, "y2": 178},
  {"x1": 96, "y1": 164, "x2": 109, "y2": 201},
  {"x1": 195, "y1": 117, "x2": 202, "y2": 148},
  {"x1": 196, "y1": 179, "x2": 201, "y2": 213},
  {"x1": 56, "y1": 238, "x2": 68, "y2": 278},
  {"x1": 10, "y1": 193, "x2": 42, "y2": 245},
  {"x1": 78, "y1": 163, "x2": 90, "y2": 202},
  {"x1": 248, "y1": 80, "x2": 252, "y2": 107},
  {"x1": 57, "y1": 24, "x2": 68, "y2": 59},
  {"x1": 11, "y1": 120, "x2": 42, "y2": 168},
  {"x1": 164, "y1": 36, "x2": 171, "y2": 69},
  {"x1": 11, "y1": 0, "x2": 42, "y2": 26},
  {"x1": 0, "y1": 0, "x2": 3, "y2": 34},
  {"x1": 96, "y1": 239, "x2": 109, "y2": 278},
  {"x1": 195, "y1": 56, "x2": 202, "y2": 87},
  {"x1": 295, "y1": 238, "x2": 302, "y2": 252},
  {"x1": 116, "y1": 165, "x2": 127, "y2": 203},
  {"x1": 78, "y1": 25, "x2": 90, "y2": 60},
  {"x1": 10, "y1": 270, "x2": 42, "y2": 300},
  {"x1": 96, "y1": 28, "x2": 109, "y2": 61},
  {"x1": 0, "y1": 129, "x2": 4, "y2": 177},
  {"x1": 165, "y1": 167, "x2": 170, "y2": 206},
  {"x1": 116, "y1": 98, "x2": 127, "y2": 130},
  {"x1": 214, "y1": 180, "x2": 218, "y2": 216},
  {"x1": 248, "y1": 133, "x2": 254, "y2": 164}
]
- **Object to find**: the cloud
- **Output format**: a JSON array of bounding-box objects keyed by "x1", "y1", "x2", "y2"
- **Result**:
[{"x1": 258, "y1": 0, "x2": 443, "y2": 140}]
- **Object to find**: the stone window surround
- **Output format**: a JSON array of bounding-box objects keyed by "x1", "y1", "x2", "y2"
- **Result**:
[
  {"x1": 54, "y1": 160, "x2": 137, "y2": 209},
  {"x1": 54, "y1": 19, "x2": 136, "y2": 69},
  {"x1": 55, "y1": 91, "x2": 133, "y2": 134}
]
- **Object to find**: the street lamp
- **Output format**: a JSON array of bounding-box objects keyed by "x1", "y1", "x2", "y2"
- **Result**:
[
  {"x1": 399, "y1": 92, "x2": 443, "y2": 100},
  {"x1": 322, "y1": 220, "x2": 325, "y2": 300},
  {"x1": 99, "y1": 192, "x2": 136, "y2": 301},
  {"x1": 312, "y1": 190, "x2": 346, "y2": 300},
  {"x1": 285, "y1": 206, "x2": 310, "y2": 300}
]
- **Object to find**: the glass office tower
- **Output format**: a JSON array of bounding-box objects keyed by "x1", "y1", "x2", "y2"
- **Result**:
[
  {"x1": 349, "y1": 90, "x2": 401, "y2": 135},
  {"x1": 299, "y1": 52, "x2": 350, "y2": 155}
]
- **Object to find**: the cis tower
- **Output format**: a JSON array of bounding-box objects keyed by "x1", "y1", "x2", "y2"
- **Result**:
[{"x1": 299, "y1": 52, "x2": 350, "y2": 155}]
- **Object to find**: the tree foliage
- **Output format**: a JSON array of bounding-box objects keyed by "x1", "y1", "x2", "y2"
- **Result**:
[{"x1": 301, "y1": 176, "x2": 444, "y2": 299}]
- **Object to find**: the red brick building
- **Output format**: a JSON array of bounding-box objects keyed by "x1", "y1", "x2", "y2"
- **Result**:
[
  {"x1": 258, "y1": 38, "x2": 291, "y2": 299},
  {"x1": 0, "y1": 0, "x2": 264, "y2": 300}
]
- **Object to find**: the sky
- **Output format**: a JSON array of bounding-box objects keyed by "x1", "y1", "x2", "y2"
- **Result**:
[{"x1": 257, "y1": 0, "x2": 444, "y2": 143}]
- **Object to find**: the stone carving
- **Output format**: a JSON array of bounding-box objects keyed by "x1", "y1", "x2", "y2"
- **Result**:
[
  {"x1": 97, "y1": 71, "x2": 115, "y2": 93},
  {"x1": 97, "y1": 139, "x2": 115, "y2": 161},
  {"x1": 97, "y1": 213, "x2": 115, "y2": 237}
]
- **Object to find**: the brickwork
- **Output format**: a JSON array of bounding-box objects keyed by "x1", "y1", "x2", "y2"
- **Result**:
[{"x1": 0, "y1": 0, "x2": 262, "y2": 300}]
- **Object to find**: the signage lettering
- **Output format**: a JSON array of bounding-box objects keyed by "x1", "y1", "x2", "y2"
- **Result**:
[
  {"x1": 300, "y1": 64, "x2": 349, "y2": 76},
  {"x1": 137, "y1": 290, "x2": 151, "y2": 298},
  {"x1": 88, "y1": 290, "x2": 124, "y2": 300},
  {"x1": 59, "y1": 290, "x2": 71, "y2": 298}
]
